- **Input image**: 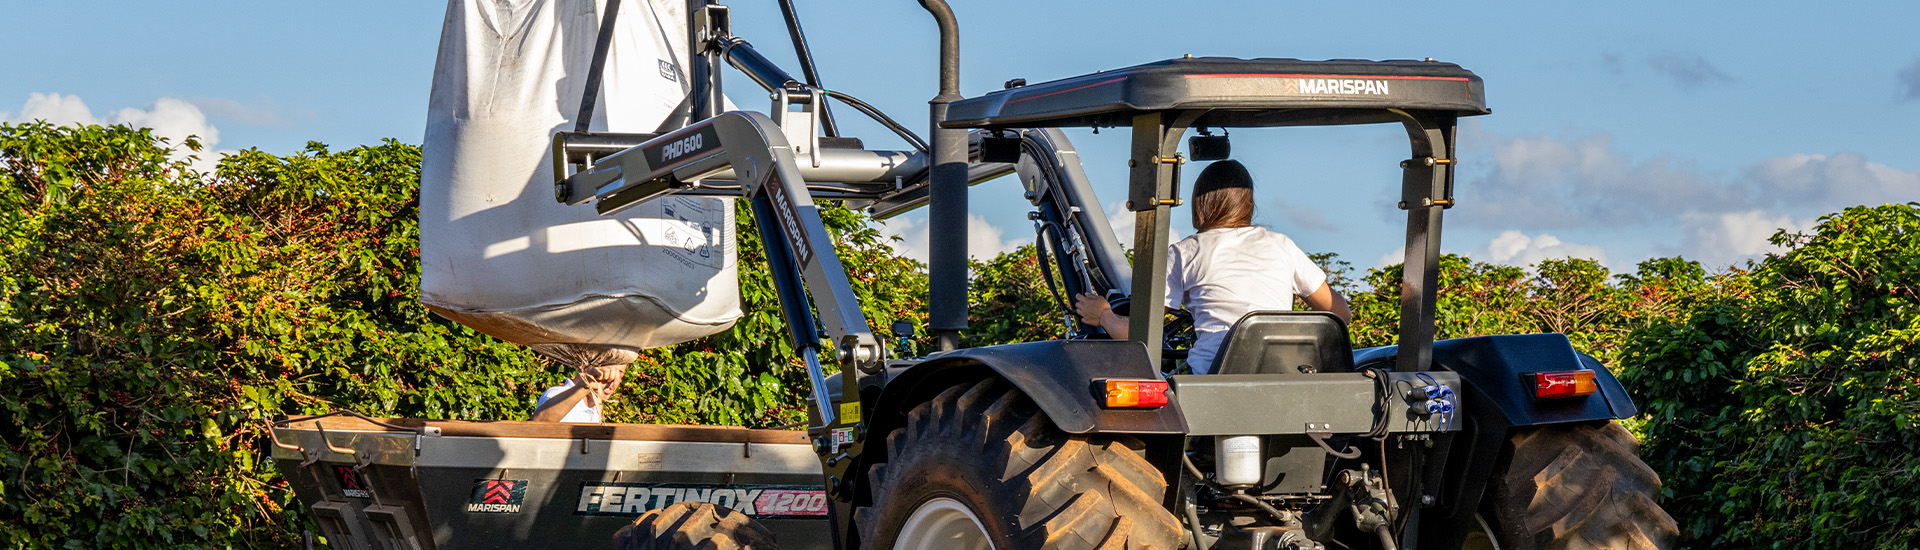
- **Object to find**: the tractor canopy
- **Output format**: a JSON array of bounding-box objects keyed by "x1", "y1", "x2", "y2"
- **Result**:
[{"x1": 943, "y1": 56, "x2": 1488, "y2": 129}]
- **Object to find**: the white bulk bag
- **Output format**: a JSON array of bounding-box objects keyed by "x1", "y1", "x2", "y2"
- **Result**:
[{"x1": 419, "y1": 0, "x2": 740, "y2": 368}]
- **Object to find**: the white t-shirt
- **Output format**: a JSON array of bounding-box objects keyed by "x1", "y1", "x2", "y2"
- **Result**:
[
  {"x1": 1165, "y1": 226, "x2": 1329, "y2": 374},
  {"x1": 536, "y1": 379, "x2": 603, "y2": 423}
]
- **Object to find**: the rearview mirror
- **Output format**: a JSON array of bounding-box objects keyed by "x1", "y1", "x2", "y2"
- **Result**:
[
  {"x1": 1189, "y1": 134, "x2": 1231, "y2": 161},
  {"x1": 980, "y1": 133, "x2": 1022, "y2": 163}
]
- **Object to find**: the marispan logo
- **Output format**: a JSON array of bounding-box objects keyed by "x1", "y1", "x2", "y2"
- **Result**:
[
  {"x1": 480, "y1": 481, "x2": 515, "y2": 504},
  {"x1": 467, "y1": 479, "x2": 529, "y2": 513},
  {"x1": 334, "y1": 466, "x2": 370, "y2": 499}
]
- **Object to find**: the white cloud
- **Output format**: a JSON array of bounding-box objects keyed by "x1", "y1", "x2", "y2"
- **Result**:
[
  {"x1": 9, "y1": 92, "x2": 98, "y2": 125},
  {"x1": 1459, "y1": 127, "x2": 1730, "y2": 228},
  {"x1": 1463, "y1": 125, "x2": 1918, "y2": 229},
  {"x1": 1676, "y1": 210, "x2": 1814, "y2": 268},
  {"x1": 1106, "y1": 201, "x2": 1135, "y2": 242},
  {"x1": 110, "y1": 98, "x2": 221, "y2": 153},
  {"x1": 879, "y1": 216, "x2": 927, "y2": 261},
  {"x1": 967, "y1": 215, "x2": 1030, "y2": 260},
  {"x1": 1102, "y1": 200, "x2": 1187, "y2": 247},
  {"x1": 1456, "y1": 123, "x2": 1917, "y2": 268},
  {"x1": 1748, "y1": 153, "x2": 1920, "y2": 209},
  {"x1": 4, "y1": 93, "x2": 230, "y2": 173},
  {"x1": 1469, "y1": 230, "x2": 1609, "y2": 268},
  {"x1": 879, "y1": 214, "x2": 1030, "y2": 263},
  {"x1": 1375, "y1": 245, "x2": 1405, "y2": 269}
]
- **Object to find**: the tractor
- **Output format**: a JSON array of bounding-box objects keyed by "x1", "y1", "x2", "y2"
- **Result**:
[{"x1": 271, "y1": 1, "x2": 1678, "y2": 548}]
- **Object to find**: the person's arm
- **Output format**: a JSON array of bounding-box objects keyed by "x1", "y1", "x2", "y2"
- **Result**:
[
  {"x1": 1301, "y1": 282, "x2": 1352, "y2": 324},
  {"x1": 1074, "y1": 292, "x2": 1130, "y2": 338},
  {"x1": 530, "y1": 382, "x2": 588, "y2": 422}
]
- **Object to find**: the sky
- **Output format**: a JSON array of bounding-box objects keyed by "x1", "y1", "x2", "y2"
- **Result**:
[{"x1": 4, "y1": 0, "x2": 1917, "y2": 277}]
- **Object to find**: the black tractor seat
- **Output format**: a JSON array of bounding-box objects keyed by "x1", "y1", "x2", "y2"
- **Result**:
[{"x1": 1211, "y1": 311, "x2": 1354, "y2": 375}]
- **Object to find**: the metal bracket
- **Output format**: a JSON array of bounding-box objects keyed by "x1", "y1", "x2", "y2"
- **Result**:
[
  {"x1": 1306, "y1": 422, "x2": 1362, "y2": 459},
  {"x1": 771, "y1": 86, "x2": 823, "y2": 168},
  {"x1": 692, "y1": 4, "x2": 730, "y2": 53}
]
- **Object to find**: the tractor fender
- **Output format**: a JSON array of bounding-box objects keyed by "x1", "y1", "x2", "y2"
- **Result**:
[
  {"x1": 1352, "y1": 333, "x2": 1637, "y2": 426},
  {"x1": 871, "y1": 339, "x2": 1187, "y2": 436}
]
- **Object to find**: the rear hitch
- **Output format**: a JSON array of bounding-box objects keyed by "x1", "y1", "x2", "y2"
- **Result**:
[{"x1": 1302, "y1": 465, "x2": 1401, "y2": 549}]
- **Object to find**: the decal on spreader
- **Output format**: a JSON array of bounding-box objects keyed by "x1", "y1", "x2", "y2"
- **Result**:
[
  {"x1": 467, "y1": 479, "x2": 529, "y2": 513},
  {"x1": 575, "y1": 482, "x2": 830, "y2": 520},
  {"x1": 334, "y1": 466, "x2": 370, "y2": 499}
]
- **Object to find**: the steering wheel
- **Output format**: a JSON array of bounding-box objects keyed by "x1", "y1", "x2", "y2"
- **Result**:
[{"x1": 1105, "y1": 296, "x2": 1198, "y2": 374}]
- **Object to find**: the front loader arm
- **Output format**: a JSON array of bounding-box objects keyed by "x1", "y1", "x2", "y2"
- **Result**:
[{"x1": 553, "y1": 110, "x2": 880, "y2": 490}]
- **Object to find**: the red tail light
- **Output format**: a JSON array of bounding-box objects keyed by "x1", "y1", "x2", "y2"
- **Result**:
[
  {"x1": 1530, "y1": 370, "x2": 1598, "y2": 399},
  {"x1": 1102, "y1": 379, "x2": 1170, "y2": 408}
]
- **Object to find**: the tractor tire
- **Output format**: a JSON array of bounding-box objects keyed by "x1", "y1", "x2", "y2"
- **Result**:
[
  {"x1": 612, "y1": 501, "x2": 779, "y2": 550},
  {"x1": 1479, "y1": 421, "x2": 1679, "y2": 550},
  {"x1": 857, "y1": 378, "x2": 1183, "y2": 550}
]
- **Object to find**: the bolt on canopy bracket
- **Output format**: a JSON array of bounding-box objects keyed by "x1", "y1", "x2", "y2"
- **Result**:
[{"x1": 1124, "y1": 110, "x2": 1205, "y2": 367}]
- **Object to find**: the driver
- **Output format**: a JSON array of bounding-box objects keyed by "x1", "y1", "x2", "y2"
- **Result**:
[{"x1": 1074, "y1": 159, "x2": 1351, "y2": 374}]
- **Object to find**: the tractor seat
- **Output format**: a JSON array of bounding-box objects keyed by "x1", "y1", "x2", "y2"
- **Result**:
[{"x1": 1211, "y1": 311, "x2": 1354, "y2": 375}]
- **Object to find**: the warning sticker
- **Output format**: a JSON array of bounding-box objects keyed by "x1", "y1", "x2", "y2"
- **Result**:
[
  {"x1": 575, "y1": 483, "x2": 829, "y2": 520},
  {"x1": 657, "y1": 196, "x2": 727, "y2": 270},
  {"x1": 467, "y1": 479, "x2": 529, "y2": 513}
]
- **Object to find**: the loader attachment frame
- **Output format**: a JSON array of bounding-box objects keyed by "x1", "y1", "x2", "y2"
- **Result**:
[{"x1": 558, "y1": 110, "x2": 882, "y2": 546}]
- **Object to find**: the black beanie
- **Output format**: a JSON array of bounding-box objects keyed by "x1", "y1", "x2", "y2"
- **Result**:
[{"x1": 1192, "y1": 159, "x2": 1254, "y2": 197}]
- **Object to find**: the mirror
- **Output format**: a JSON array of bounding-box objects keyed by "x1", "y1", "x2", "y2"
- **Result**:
[{"x1": 1188, "y1": 129, "x2": 1230, "y2": 161}]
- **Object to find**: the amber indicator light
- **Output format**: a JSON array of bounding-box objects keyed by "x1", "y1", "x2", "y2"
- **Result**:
[{"x1": 1102, "y1": 379, "x2": 1171, "y2": 408}]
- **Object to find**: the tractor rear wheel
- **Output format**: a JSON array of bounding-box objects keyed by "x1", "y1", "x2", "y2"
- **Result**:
[
  {"x1": 1480, "y1": 421, "x2": 1679, "y2": 550},
  {"x1": 857, "y1": 378, "x2": 1183, "y2": 550},
  {"x1": 612, "y1": 501, "x2": 780, "y2": 550}
]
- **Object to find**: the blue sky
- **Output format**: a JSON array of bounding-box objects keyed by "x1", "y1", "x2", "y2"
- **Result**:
[{"x1": 5, "y1": 0, "x2": 1916, "y2": 276}]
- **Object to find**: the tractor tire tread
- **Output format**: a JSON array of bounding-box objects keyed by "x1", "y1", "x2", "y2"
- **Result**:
[
  {"x1": 857, "y1": 378, "x2": 1182, "y2": 550},
  {"x1": 1482, "y1": 421, "x2": 1679, "y2": 550}
]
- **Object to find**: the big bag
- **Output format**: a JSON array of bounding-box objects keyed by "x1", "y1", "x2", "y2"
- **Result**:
[{"x1": 419, "y1": 0, "x2": 740, "y2": 370}]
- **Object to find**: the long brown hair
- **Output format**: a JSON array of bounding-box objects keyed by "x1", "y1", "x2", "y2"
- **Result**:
[{"x1": 1191, "y1": 160, "x2": 1255, "y2": 232}]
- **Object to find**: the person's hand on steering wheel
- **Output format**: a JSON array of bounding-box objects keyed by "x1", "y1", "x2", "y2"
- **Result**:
[{"x1": 1073, "y1": 292, "x2": 1122, "y2": 332}]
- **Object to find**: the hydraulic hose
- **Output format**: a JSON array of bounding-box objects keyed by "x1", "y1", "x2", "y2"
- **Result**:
[
  {"x1": 1182, "y1": 454, "x2": 1292, "y2": 525},
  {"x1": 775, "y1": 0, "x2": 838, "y2": 136},
  {"x1": 822, "y1": 89, "x2": 928, "y2": 153}
]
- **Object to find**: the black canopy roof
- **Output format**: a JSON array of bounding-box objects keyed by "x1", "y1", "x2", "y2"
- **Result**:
[{"x1": 943, "y1": 56, "x2": 1488, "y2": 129}]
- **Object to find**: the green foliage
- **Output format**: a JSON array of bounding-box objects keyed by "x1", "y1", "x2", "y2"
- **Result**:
[
  {"x1": 965, "y1": 245, "x2": 1070, "y2": 347},
  {"x1": 602, "y1": 202, "x2": 927, "y2": 427},
  {"x1": 0, "y1": 122, "x2": 559, "y2": 548},
  {"x1": 1619, "y1": 203, "x2": 1920, "y2": 549},
  {"x1": 0, "y1": 122, "x2": 931, "y2": 547},
  {"x1": 1346, "y1": 254, "x2": 1709, "y2": 365}
]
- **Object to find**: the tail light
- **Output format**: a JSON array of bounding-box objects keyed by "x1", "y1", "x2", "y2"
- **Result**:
[
  {"x1": 1101, "y1": 379, "x2": 1170, "y2": 408},
  {"x1": 1529, "y1": 370, "x2": 1597, "y2": 399}
]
